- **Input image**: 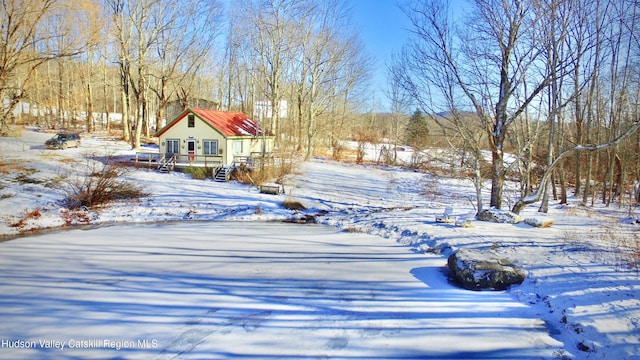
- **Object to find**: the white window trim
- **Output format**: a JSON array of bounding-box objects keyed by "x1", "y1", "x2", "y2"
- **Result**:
[
  {"x1": 203, "y1": 139, "x2": 218, "y2": 155},
  {"x1": 232, "y1": 140, "x2": 243, "y2": 154},
  {"x1": 166, "y1": 138, "x2": 180, "y2": 154}
]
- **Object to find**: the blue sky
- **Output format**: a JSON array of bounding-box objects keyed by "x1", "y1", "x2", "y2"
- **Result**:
[{"x1": 350, "y1": 0, "x2": 410, "y2": 111}]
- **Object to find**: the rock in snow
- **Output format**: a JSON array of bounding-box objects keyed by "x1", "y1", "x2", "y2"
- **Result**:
[
  {"x1": 524, "y1": 216, "x2": 555, "y2": 228},
  {"x1": 476, "y1": 208, "x2": 523, "y2": 224},
  {"x1": 447, "y1": 248, "x2": 526, "y2": 291}
]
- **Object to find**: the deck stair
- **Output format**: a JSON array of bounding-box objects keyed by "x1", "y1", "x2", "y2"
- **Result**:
[
  {"x1": 214, "y1": 165, "x2": 232, "y2": 182},
  {"x1": 158, "y1": 154, "x2": 176, "y2": 172}
]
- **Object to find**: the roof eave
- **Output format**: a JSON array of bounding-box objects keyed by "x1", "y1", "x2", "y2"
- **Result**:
[{"x1": 154, "y1": 107, "x2": 193, "y2": 137}]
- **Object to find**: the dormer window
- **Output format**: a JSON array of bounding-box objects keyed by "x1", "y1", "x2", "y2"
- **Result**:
[{"x1": 188, "y1": 114, "x2": 195, "y2": 128}]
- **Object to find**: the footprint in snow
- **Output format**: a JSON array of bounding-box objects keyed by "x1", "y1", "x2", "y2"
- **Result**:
[{"x1": 325, "y1": 336, "x2": 348, "y2": 350}]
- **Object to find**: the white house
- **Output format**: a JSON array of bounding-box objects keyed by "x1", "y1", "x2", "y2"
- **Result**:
[{"x1": 154, "y1": 107, "x2": 274, "y2": 171}]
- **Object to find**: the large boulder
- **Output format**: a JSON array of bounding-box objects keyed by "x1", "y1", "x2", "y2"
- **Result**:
[
  {"x1": 476, "y1": 209, "x2": 523, "y2": 224},
  {"x1": 447, "y1": 248, "x2": 526, "y2": 290},
  {"x1": 524, "y1": 216, "x2": 555, "y2": 228}
]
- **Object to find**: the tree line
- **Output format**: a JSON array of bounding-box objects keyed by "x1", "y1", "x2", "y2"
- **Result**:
[
  {"x1": 0, "y1": 0, "x2": 371, "y2": 156},
  {"x1": 393, "y1": 0, "x2": 640, "y2": 213}
]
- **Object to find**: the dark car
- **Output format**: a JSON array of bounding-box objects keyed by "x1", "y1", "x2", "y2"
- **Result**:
[{"x1": 45, "y1": 133, "x2": 81, "y2": 149}]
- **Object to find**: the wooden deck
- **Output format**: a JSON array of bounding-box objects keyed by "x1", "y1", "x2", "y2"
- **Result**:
[
  {"x1": 130, "y1": 151, "x2": 275, "y2": 182},
  {"x1": 133, "y1": 152, "x2": 223, "y2": 170}
]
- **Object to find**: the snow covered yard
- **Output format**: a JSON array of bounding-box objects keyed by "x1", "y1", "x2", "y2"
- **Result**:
[{"x1": 0, "y1": 129, "x2": 639, "y2": 359}]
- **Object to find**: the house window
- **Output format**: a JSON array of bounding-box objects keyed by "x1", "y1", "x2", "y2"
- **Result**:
[
  {"x1": 188, "y1": 114, "x2": 195, "y2": 128},
  {"x1": 232, "y1": 140, "x2": 243, "y2": 154},
  {"x1": 203, "y1": 139, "x2": 218, "y2": 155},
  {"x1": 166, "y1": 139, "x2": 179, "y2": 154}
]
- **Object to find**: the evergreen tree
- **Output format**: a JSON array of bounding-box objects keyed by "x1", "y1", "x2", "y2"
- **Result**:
[{"x1": 404, "y1": 109, "x2": 430, "y2": 149}]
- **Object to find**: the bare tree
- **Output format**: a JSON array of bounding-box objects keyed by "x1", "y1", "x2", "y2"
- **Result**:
[
  {"x1": 330, "y1": 37, "x2": 371, "y2": 156},
  {"x1": 128, "y1": 0, "x2": 162, "y2": 149},
  {"x1": 106, "y1": 0, "x2": 213, "y2": 148},
  {"x1": 567, "y1": 0, "x2": 600, "y2": 198},
  {"x1": 107, "y1": 0, "x2": 166, "y2": 148},
  {"x1": 223, "y1": 5, "x2": 258, "y2": 114},
  {"x1": 385, "y1": 59, "x2": 413, "y2": 165},
  {"x1": 230, "y1": 0, "x2": 369, "y2": 157},
  {"x1": 300, "y1": 0, "x2": 358, "y2": 160},
  {"x1": 73, "y1": 0, "x2": 102, "y2": 133},
  {"x1": 106, "y1": 0, "x2": 133, "y2": 142},
  {"x1": 149, "y1": 0, "x2": 222, "y2": 131},
  {"x1": 239, "y1": 0, "x2": 301, "y2": 140},
  {"x1": 0, "y1": 0, "x2": 85, "y2": 134},
  {"x1": 397, "y1": 0, "x2": 554, "y2": 210},
  {"x1": 535, "y1": 0, "x2": 572, "y2": 213}
]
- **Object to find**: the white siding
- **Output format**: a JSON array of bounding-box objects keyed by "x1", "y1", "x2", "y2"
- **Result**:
[
  {"x1": 158, "y1": 116, "x2": 226, "y2": 158},
  {"x1": 157, "y1": 112, "x2": 274, "y2": 165}
]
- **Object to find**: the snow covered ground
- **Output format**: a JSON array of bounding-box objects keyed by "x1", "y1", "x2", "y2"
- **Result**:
[
  {"x1": 0, "y1": 222, "x2": 561, "y2": 359},
  {"x1": 0, "y1": 129, "x2": 638, "y2": 359}
]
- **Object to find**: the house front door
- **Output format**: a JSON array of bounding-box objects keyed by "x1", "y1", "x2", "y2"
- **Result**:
[{"x1": 187, "y1": 139, "x2": 196, "y2": 163}]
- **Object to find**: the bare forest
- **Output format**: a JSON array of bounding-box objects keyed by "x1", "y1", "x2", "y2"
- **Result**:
[
  {"x1": 0, "y1": 0, "x2": 373, "y2": 153},
  {"x1": 2, "y1": 0, "x2": 640, "y2": 214},
  {"x1": 393, "y1": 0, "x2": 640, "y2": 214}
]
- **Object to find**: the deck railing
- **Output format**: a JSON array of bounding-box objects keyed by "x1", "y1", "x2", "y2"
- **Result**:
[
  {"x1": 173, "y1": 154, "x2": 224, "y2": 168},
  {"x1": 134, "y1": 152, "x2": 161, "y2": 168},
  {"x1": 134, "y1": 152, "x2": 274, "y2": 171}
]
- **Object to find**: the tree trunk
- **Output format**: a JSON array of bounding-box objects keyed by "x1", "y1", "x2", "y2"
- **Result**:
[
  {"x1": 86, "y1": 80, "x2": 93, "y2": 133},
  {"x1": 121, "y1": 83, "x2": 130, "y2": 142},
  {"x1": 559, "y1": 162, "x2": 568, "y2": 205},
  {"x1": 305, "y1": 102, "x2": 315, "y2": 162},
  {"x1": 297, "y1": 92, "x2": 304, "y2": 152},
  {"x1": 102, "y1": 63, "x2": 110, "y2": 132},
  {"x1": 489, "y1": 145, "x2": 504, "y2": 209},
  {"x1": 474, "y1": 150, "x2": 484, "y2": 214},
  {"x1": 539, "y1": 179, "x2": 550, "y2": 213},
  {"x1": 605, "y1": 148, "x2": 616, "y2": 205},
  {"x1": 57, "y1": 61, "x2": 65, "y2": 128},
  {"x1": 552, "y1": 172, "x2": 558, "y2": 200},
  {"x1": 591, "y1": 152, "x2": 600, "y2": 206}
]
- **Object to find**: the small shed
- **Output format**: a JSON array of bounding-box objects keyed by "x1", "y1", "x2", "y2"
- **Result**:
[{"x1": 154, "y1": 107, "x2": 274, "y2": 171}]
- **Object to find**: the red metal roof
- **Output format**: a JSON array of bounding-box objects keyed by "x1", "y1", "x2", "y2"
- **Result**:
[{"x1": 155, "y1": 107, "x2": 270, "y2": 138}]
